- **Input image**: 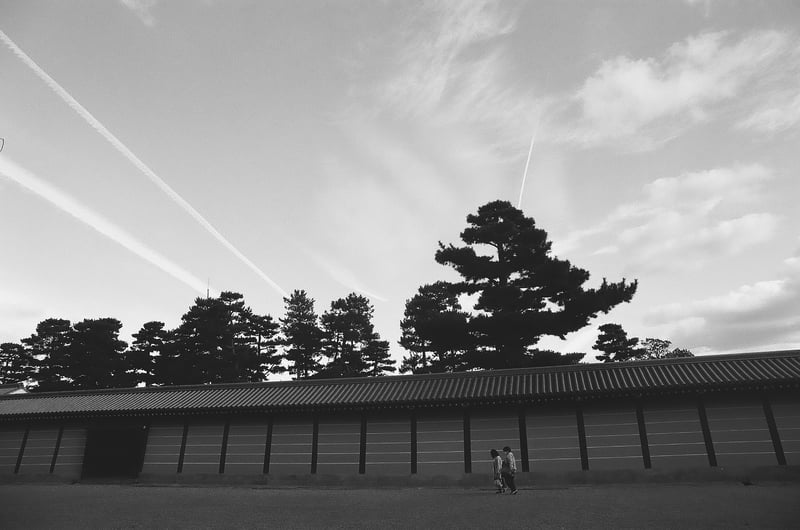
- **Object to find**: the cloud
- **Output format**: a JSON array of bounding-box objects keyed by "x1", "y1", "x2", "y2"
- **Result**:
[
  {"x1": 553, "y1": 164, "x2": 779, "y2": 271},
  {"x1": 0, "y1": 156, "x2": 213, "y2": 297},
  {"x1": 643, "y1": 263, "x2": 800, "y2": 352},
  {"x1": 119, "y1": 0, "x2": 159, "y2": 27},
  {"x1": 562, "y1": 30, "x2": 794, "y2": 147},
  {"x1": 348, "y1": 1, "x2": 544, "y2": 158},
  {"x1": 737, "y1": 92, "x2": 800, "y2": 133}
]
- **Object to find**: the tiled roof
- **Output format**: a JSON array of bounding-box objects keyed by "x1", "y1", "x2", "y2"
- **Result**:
[{"x1": 1, "y1": 350, "x2": 799, "y2": 420}]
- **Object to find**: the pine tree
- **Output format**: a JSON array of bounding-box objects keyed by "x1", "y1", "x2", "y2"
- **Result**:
[
  {"x1": 432, "y1": 200, "x2": 638, "y2": 369},
  {"x1": 128, "y1": 321, "x2": 168, "y2": 386},
  {"x1": 399, "y1": 282, "x2": 471, "y2": 373},
  {"x1": 0, "y1": 342, "x2": 34, "y2": 384},
  {"x1": 248, "y1": 313, "x2": 283, "y2": 380},
  {"x1": 280, "y1": 290, "x2": 323, "y2": 379},
  {"x1": 593, "y1": 323, "x2": 641, "y2": 363},
  {"x1": 165, "y1": 292, "x2": 267, "y2": 384},
  {"x1": 319, "y1": 293, "x2": 375, "y2": 378},
  {"x1": 67, "y1": 318, "x2": 130, "y2": 389},
  {"x1": 363, "y1": 336, "x2": 396, "y2": 376},
  {"x1": 22, "y1": 318, "x2": 73, "y2": 391}
]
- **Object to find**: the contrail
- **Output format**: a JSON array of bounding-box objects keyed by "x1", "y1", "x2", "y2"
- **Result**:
[
  {"x1": 517, "y1": 130, "x2": 536, "y2": 209},
  {"x1": 0, "y1": 29, "x2": 288, "y2": 298},
  {"x1": 0, "y1": 156, "x2": 215, "y2": 297}
]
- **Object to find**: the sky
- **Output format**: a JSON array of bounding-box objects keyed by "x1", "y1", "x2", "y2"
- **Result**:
[{"x1": 1, "y1": 0, "x2": 800, "y2": 372}]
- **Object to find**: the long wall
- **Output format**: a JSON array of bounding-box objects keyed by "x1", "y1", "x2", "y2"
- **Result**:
[{"x1": 2, "y1": 391, "x2": 798, "y2": 482}]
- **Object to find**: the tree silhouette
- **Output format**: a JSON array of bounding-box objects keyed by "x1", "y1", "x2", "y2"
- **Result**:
[
  {"x1": 281, "y1": 290, "x2": 323, "y2": 379},
  {"x1": 318, "y1": 293, "x2": 394, "y2": 378},
  {"x1": 399, "y1": 282, "x2": 472, "y2": 373},
  {"x1": 0, "y1": 342, "x2": 34, "y2": 384},
  {"x1": 67, "y1": 318, "x2": 130, "y2": 389},
  {"x1": 129, "y1": 321, "x2": 168, "y2": 386},
  {"x1": 22, "y1": 318, "x2": 73, "y2": 391},
  {"x1": 593, "y1": 323, "x2": 641, "y2": 363},
  {"x1": 430, "y1": 200, "x2": 638, "y2": 369}
]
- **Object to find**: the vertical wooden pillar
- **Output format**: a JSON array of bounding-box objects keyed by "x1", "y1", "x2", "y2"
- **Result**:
[
  {"x1": 14, "y1": 425, "x2": 30, "y2": 474},
  {"x1": 463, "y1": 408, "x2": 472, "y2": 474},
  {"x1": 518, "y1": 407, "x2": 530, "y2": 472},
  {"x1": 218, "y1": 418, "x2": 231, "y2": 474},
  {"x1": 636, "y1": 402, "x2": 652, "y2": 469},
  {"x1": 262, "y1": 416, "x2": 273, "y2": 474},
  {"x1": 576, "y1": 407, "x2": 589, "y2": 471},
  {"x1": 697, "y1": 397, "x2": 717, "y2": 467},
  {"x1": 138, "y1": 424, "x2": 150, "y2": 475},
  {"x1": 177, "y1": 421, "x2": 189, "y2": 474},
  {"x1": 410, "y1": 409, "x2": 417, "y2": 474},
  {"x1": 762, "y1": 395, "x2": 786, "y2": 466},
  {"x1": 50, "y1": 425, "x2": 64, "y2": 474},
  {"x1": 359, "y1": 411, "x2": 367, "y2": 475},
  {"x1": 310, "y1": 414, "x2": 319, "y2": 474}
]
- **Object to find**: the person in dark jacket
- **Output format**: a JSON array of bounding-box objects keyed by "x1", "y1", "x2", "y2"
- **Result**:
[{"x1": 501, "y1": 446, "x2": 518, "y2": 494}]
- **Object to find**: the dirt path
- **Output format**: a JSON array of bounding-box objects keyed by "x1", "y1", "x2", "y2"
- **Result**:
[{"x1": 2, "y1": 482, "x2": 798, "y2": 529}]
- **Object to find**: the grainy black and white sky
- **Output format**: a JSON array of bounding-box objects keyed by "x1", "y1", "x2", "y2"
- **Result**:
[{"x1": 2, "y1": 1, "x2": 799, "y2": 367}]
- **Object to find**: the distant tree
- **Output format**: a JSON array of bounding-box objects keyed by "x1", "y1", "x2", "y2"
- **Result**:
[
  {"x1": 22, "y1": 318, "x2": 73, "y2": 391},
  {"x1": 0, "y1": 342, "x2": 34, "y2": 384},
  {"x1": 665, "y1": 348, "x2": 694, "y2": 359},
  {"x1": 319, "y1": 293, "x2": 374, "y2": 378},
  {"x1": 399, "y1": 282, "x2": 472, "y2": 374},
  {"x1": 527, "y1": 349, "x2": 585, "y2": 366},
  {"x1": 430, "y1": 200, "x2": 636, "y2": 369},
  {"x1": 248, "y1": 313, "x2": 282, "y2": 380},
  {"x1": 128, "y1": 321, "x2": 168, "y2": 386},
  {"x1": 363, "y1": 337, "x2": 395, "y2": 376},
  {"x1": 636, "y1": 338, "x2": 695, "y2": 360},
  {"x1": 317, "y1": 293, "x2": 394, "y2": 378},
  {"x1": 164, "y1": 292, "x2": 272, "y2": 385},
  {"x1": 593, "y1": 323, "x2": 641, "y2": 363},
  {"x1": 280, "y1": 290, "x2": 323, "y2": 379},
  {"x1": 67, "y1": 318, "x2": 130, "y2": 390}
]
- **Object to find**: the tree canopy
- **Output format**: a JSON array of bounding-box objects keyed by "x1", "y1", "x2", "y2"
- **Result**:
[{"x1": 402, "y1": 200, "x2": 638, "y2": 371}]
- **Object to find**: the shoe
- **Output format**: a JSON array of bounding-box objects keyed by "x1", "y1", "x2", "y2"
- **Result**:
[{"x1": 511, "y1": 490, "x2": 518, "y2": 494}]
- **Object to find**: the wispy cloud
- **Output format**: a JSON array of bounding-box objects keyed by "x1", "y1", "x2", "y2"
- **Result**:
[
  {"x1": 554, "y1": 164, "x2": 779, "y2": 271},
  {"x1": 119, "y1": 0, "x2": 158, "y2": 27},
  {"x1": 0, "y1": 29, "x2": 288, "y2": 298},
  {"x1": 644, "y1": 255, "x2": 800, "y2": 352},
  {"x1": 560, "y1": 30, "x2": 794, "y2": 148},
  {"x1": 0, "y1": 156, "x2": 212, "y2": 296},
  {"x1": 737, "y1": 92, "x2": 800, "y2": 134},
  {"x1": 347, "y1": 1, "x2": 543, "y2": 158}
]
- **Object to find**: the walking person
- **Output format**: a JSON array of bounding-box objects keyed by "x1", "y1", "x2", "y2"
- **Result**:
[
  {"x1": 490, "y1": 449, "x2": 505, "y2": 493},
  {"x1": 501, "y1": 446, "x2": 518, "y2": 494}
]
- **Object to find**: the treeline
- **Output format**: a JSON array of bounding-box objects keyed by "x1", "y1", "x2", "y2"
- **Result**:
[
  {"x1": 1, "y1": 200, "x2": 692, "y2": 391},
  {"x1": 0, "y1": 290, "x2": 394, "y2": 391},
  {"x1": 592, "y1": 324, "x2": 693, "y2": 362}
]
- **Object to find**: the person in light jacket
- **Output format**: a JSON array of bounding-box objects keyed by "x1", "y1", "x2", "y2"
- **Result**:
[
  {"x1": 501, "y1": 446, "x2": 518, "y2": 494},
  {"x1": 490, "y1": 449, "x2": 505, "y2": 493}
]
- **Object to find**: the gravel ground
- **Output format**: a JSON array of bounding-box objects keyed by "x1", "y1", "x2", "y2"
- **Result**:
[{"x1": 1, "y1": 482, "x2": 798, "y2": 529}]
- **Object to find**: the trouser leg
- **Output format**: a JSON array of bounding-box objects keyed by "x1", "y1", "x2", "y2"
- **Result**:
[{"x1": 503, "y1": 472, "x2": 516, "y2": 492}]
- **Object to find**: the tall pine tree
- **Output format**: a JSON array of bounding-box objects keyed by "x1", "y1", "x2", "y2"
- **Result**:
[
  {"x1": 22, "y1": 318, "x2": 73, "y2": 391},
  {"x1": 399, "y1": 282, "x2": 472, "y2": 374},
  {"x1": 431, "y1": 200, "x2": 638, "y2": 369},
  {"x1": 280, "y1": 290, "x2": 323, "y2": 379},
  {"x1": 0, "y1": 342, "x2": 34, "y2": 384}
]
